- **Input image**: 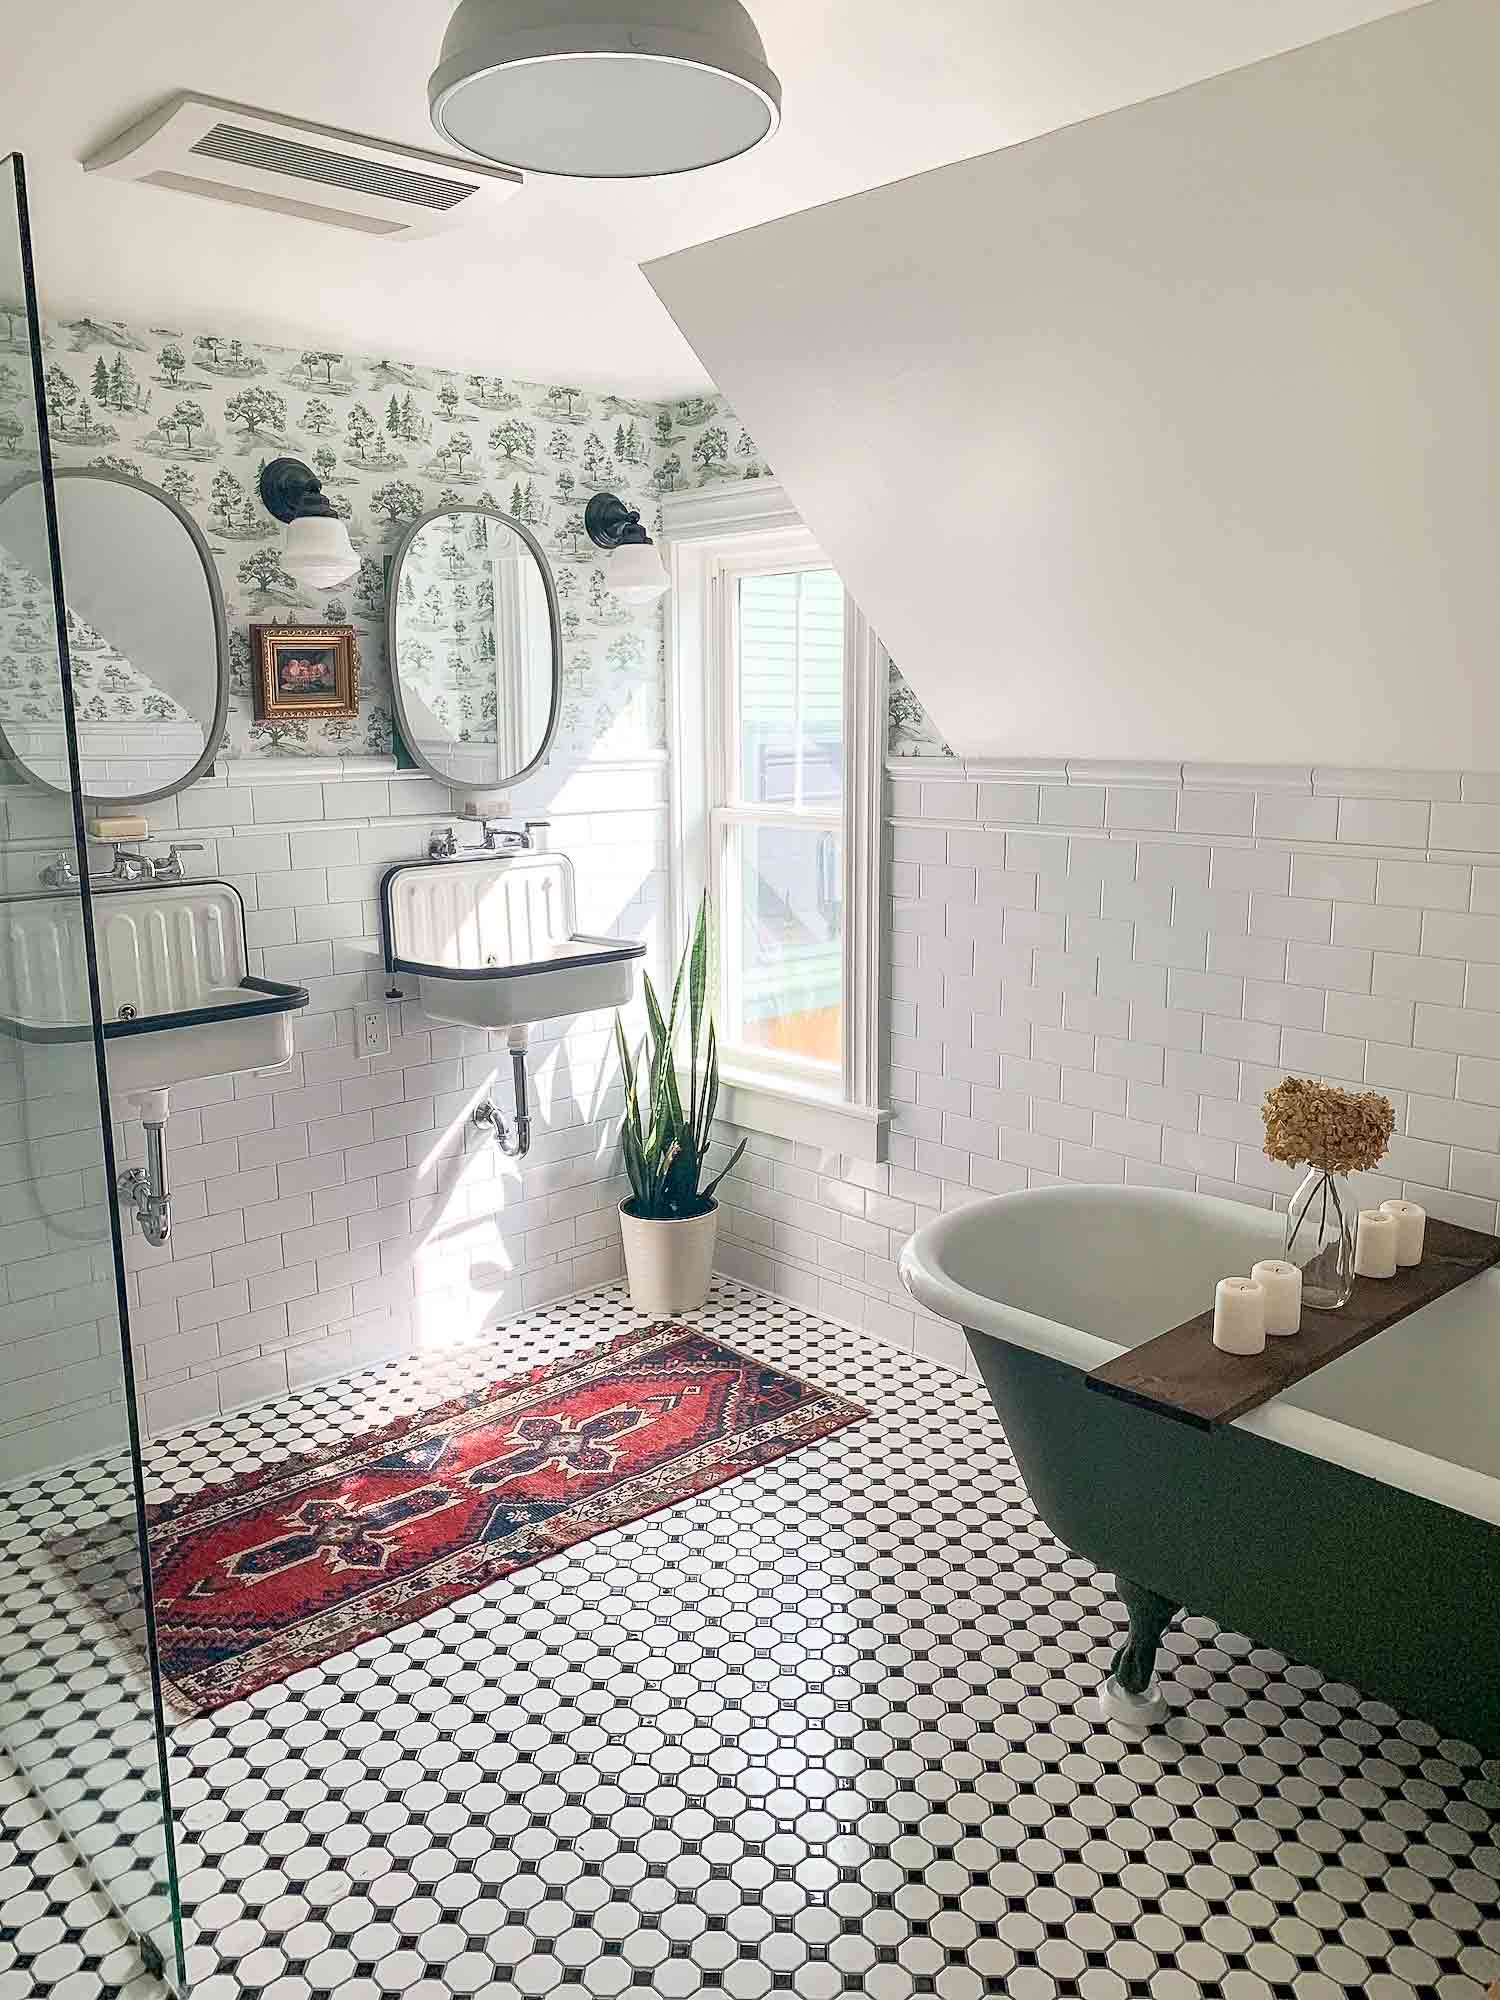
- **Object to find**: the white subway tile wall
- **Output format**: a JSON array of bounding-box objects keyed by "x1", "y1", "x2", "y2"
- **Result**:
[
  {"x1": 16, "y1": 745, "x2": 1500, "y2": 1459},
  {"x1": 0, "y1": 760, "x2": 665, "y2": 1469},
  {"x1": 713, "y1": 763, "x2": 1500, "y2": 1377}
]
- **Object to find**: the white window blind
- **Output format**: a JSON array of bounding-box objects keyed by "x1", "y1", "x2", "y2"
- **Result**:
[{"x1": 735, "y1": 568, "x2": 844, "y2": 808}]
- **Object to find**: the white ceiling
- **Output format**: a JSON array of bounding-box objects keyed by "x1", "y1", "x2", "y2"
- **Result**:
[{"x1": 3, "y1": 0, "x2": 1424, "y2": 398}]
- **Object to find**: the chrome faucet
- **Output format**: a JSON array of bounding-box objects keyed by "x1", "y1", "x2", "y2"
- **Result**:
[
  {"x1": 109, "y1": 844, "x2": 151, "y2": 884},
  {"x1": 106, "y1": 842, "x2": 204, "y2": 884},
  {"x1": 479, "y1": 819, "x2": 532, "y2": 852},
  {"x1": 428, "y1": 827, "x2": 460, "y2": 860},
  {"x1": 40, "y1": 843, "x2": 205, "y2": 891},
  {"x1": 39, "y1": 852, "x2": 80, "y2": 890},
  {"x1": 153, "y1": 843, "x2": 204, "y2": 883}
]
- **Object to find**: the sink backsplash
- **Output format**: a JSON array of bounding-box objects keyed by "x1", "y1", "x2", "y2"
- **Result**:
[
  {"x1": 384, "y1": 851, "x2": 577, "y2": 972},
  {"x1": 0, "y1": 884, "x2": 247, "y2": 1029}
]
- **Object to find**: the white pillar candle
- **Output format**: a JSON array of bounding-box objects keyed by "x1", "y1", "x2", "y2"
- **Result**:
[
  {"x1": 1212, "y1": 1277, "x2": 1266, "y2": 1354},
  {"x1": 1250, "y1": 1259, "x2": 1302, "y2": 1336},
  {"x1": 1354, "y1": 1208, "x2": 1399, "y2": 1279},
  {"x1": 1379, "y1": 1199, "x2": 1426, "y2": 1267}
]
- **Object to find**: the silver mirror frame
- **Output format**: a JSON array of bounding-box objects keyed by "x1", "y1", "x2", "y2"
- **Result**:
[
  {"x1": 0, "y1": 465, "x2": 230, "y2": 808},
  {"x1": 386, "y1": 503, "x2": 562, "y2": 794}
]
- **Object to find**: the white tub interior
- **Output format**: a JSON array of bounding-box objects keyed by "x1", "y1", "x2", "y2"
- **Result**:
[{"x1": 912, "y1": 1185, "x2": 1500, "y2": 1493}]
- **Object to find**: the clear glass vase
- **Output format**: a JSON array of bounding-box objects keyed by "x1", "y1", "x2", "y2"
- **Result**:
[{"x1": 1285, "y1": 1167, "x2": 1356, "y2": 1310}]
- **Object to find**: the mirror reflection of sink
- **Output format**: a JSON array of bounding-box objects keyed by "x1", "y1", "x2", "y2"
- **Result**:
[
  {"x1": 381, "y1": 850, "x2": 644, "y2": 1030},
  {"x1": 0, "y1": 880, "x2": 308, "y2": 1092}
]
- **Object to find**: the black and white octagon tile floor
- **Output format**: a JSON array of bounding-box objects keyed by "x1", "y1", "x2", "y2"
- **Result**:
[{"x1": 2, "y1": 1279, "x2": 1499, "y2": 2000}]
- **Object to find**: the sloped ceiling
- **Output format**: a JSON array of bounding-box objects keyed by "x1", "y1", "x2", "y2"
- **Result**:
[{"x1": 645, "y1": 0, "x2": 1500, "y2": 767}]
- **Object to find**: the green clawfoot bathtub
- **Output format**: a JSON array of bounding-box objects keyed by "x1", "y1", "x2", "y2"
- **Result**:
[{"x1": 899, "y1": 1185, "x2": 1500, "y2": 1752}]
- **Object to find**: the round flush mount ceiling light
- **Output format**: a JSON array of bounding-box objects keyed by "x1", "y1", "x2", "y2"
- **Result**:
[{"x1": 429, "y1": 0, "x2": 781, "y2": 179}]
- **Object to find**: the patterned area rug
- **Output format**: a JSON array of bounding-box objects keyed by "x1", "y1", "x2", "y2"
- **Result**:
[{"x1": 145, "y1": 1322, "x2": 867, "y2": 1717}]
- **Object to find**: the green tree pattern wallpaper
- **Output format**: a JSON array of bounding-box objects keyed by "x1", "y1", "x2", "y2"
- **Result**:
[
  {"x1": 393, "y1": 511, "x2": 505, "y2": 748},
  {"x1": 0, "y1": 308, "x2": 947, "y2": 763},
  {"x1": 887, "y1": 661, "x2": 951, "y2": 758}
]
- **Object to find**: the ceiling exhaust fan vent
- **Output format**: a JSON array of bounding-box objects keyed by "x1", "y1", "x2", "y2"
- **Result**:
[
  {"x1": 189, "y1": 123, "x2": 478, "y2": 212},
  {"x1": 84, "y1": 93, "x2": 522, "y2": 240}
]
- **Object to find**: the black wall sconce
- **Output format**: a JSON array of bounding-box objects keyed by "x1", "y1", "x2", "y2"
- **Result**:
[
  {"x1": 585, "y1": 493, "x2": 669, "y2": 604},
  {"x1": 259, "y1": 457, "x2": 358, "y2": 589}
]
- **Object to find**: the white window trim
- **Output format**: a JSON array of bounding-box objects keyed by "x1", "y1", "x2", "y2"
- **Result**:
[{"x1": 662, "y1": 480, "x2": 889, "y2": 1161}]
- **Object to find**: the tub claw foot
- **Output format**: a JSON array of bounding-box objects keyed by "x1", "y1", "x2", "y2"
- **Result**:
[
  {"x1": 1100, "y1": 1575, "x2": 1180, "y2": 1731},
  {"x1": 1099, "y1": 1673, "x2": 1169, "y2": 1730}
]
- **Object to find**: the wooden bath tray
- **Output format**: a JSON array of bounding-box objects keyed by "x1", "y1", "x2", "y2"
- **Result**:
[{"x1": 1086, "y1": 1216, "x2": 1500, "y2": 1430}]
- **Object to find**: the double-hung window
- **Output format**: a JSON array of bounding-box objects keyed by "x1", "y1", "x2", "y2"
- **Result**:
[
  {"x1": 664, "y1": 483, "x2": 888, "y2": 1160},
  {"x1": 720, "y1": 563, "x2": 844, "y2": 1079}
]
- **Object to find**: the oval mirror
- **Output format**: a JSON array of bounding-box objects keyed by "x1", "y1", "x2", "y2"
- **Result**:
[
  {"x1": 388, "y1": 506, "x2": 560, "y2": 791},
  {"x1": 0, "y1": 468, "x2": 227, "y2": 805}
]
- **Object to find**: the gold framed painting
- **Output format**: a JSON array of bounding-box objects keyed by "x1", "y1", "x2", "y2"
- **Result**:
[{"x1": 251, "y1": 624, "x2": 358, "y2": 722}]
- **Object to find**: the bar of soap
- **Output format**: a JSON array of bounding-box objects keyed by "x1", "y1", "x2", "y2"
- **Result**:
[{"x1": 88, "y1": 813, "x2": 148, "y2": 840}]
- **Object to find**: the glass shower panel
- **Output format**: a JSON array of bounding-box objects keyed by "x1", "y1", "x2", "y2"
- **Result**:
[{"x1": 0, "y1": 156, "x2": 184, "y2": 1988}]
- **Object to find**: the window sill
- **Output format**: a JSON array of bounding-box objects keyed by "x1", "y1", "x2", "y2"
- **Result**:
[{"x1": 711, "y1": 1066, "x2": 889, "y2": 1161}]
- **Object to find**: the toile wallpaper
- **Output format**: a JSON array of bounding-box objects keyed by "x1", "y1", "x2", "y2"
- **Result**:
[
  {"x1": 0, "y1": 306, "x2": 943, "y2": 765},
  {"x1": 887, "y1": 661, "x2": 951, "y2": 759}
]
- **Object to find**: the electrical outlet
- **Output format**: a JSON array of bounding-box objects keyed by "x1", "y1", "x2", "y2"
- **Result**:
[{"x1": 355, "y1": 1004, "x2": 391, "y2": 1059}]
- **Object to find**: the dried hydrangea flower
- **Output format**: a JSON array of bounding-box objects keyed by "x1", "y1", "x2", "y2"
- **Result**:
[{"x1": 1261, "y1": 1075, "x2": 1395, "y2": 1176}]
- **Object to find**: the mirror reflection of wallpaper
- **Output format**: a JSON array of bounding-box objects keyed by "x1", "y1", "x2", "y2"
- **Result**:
[
  {"x1": 0, "y1": 310, "x2": 939, "y2": 762},
  {"x1": 395, "y1": 513, "x2": 504, "y2": 746},
  {"x1": 0, "y1": 542, "x2": 203, "y2": 791},
  {"x1": 395, "y1": 512, "x2": 557, "y2": 787},
  {"x1": 887, "y1": 661, "x2": 952, "y2": 759}
]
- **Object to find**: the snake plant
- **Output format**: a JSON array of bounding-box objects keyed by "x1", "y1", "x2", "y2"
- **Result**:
[{"x1": 615, "y1": 894, "x2": 747, "y2": 1220}]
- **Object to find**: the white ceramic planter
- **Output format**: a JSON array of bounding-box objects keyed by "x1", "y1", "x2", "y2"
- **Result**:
[{"x1": 619, "y1": 1199, "x2": 719, "y2": 1315}]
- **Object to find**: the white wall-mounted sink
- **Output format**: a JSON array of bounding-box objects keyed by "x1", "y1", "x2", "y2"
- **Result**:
[
  {"x1": 0, "y1": 881, "x2": 307, "y2": 1093},
  {"x1": 381, "y1": 850, "x2": 645, "y2": 1030}
]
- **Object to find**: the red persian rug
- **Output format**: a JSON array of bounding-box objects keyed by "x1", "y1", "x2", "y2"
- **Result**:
[{"x1": 146, "y1": 1322, "x2": 866, "y2": 1717}]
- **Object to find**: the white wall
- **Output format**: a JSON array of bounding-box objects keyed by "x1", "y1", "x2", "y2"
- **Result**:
[
  {"x1": 714, "y1": 756, "x2": 1500, "y2": 1374},
  {"x1": 646, "y1": 0, "x2": 1500, "y2": 768}
]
